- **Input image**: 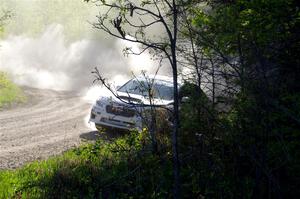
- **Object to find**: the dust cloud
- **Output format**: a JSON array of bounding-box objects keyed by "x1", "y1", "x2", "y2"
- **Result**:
[
  {"x1": 1, "y1": 23, "x2": 163, "y2": 91},
  {"x1": 0, "y1": 0, "x2": 169, "y2": 93}
]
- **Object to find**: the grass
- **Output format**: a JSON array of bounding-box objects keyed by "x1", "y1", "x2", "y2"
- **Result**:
[
  {"x1": 0, "y1": 71, "x2": 25, "y2": 108},
  {"x1": 0, "y1": 130, "x2": 174, "y2": 198}
]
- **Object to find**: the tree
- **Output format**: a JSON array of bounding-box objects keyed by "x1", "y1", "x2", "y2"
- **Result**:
[
  {"x1": 190, "y1": 0, "x2": 300, "y2": 197},
  {"x1": 85, "y1": 0, "x2": 300, "y2": 197},
  {"x1": 0, "y1": 10, "x2": 11, "y2": 37},
  {"x1": 85, "y1": 0, "x2": 188, "y2": 197}
]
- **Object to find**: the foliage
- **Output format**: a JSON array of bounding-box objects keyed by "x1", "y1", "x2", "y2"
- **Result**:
[
  {"x1": 180, "y1": 0, "x2": 300, "y2": 198},
  {"x1": 0, "y1": 10, "x2": 11, "y2": 37},
  {"x1": 0, "y1": 72, "x2": 25, "y2": 108}
]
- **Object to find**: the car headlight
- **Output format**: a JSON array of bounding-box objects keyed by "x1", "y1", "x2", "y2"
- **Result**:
[{"x1": 96, "y1": 100, "x2": 104, "y2": 107}]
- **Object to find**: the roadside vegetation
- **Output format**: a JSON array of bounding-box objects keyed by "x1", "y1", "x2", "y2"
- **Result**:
[
  {"x1": 0, "y1": 72, "x2": 25, "y2": 108},
  {"x1": 0, "y1": 11, "x2": 24, "y2": 108},
  {"x1": 0, "y1": 130, "x2": 174, "y2": 198}
]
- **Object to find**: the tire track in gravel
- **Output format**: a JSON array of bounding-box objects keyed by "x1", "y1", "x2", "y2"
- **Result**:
[{"x1": 0, "y1": 87, "x2": 94, "y2": 169}]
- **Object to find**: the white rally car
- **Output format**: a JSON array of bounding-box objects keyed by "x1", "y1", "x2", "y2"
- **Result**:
[{"x1": 89, "y1": 75, "x2": 176, "y2": 131}]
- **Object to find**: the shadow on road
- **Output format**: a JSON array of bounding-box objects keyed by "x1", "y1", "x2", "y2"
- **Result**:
[
  {"x1": 80, "y1": 129, "x2": 127, "y2": 141},
  {"x1": 80, "y1": 131, "x2": 102, "y2": 141}
]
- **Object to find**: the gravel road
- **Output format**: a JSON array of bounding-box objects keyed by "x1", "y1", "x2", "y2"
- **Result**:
[{"x1": 0, "y1": 87, "x2": 95, "y2": 169}]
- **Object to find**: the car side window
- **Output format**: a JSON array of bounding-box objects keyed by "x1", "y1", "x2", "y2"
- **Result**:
[{"x1": 118, "y1": 78, "x2": 174, "y2": 100}]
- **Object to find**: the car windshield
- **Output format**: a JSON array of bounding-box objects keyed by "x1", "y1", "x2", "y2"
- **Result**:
[{"x1": 118, "y1": 79, "x2": 174, "y2": 101}]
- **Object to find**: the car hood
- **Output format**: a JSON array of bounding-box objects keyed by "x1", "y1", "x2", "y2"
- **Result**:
[{"x1": 97, "y1": 91, "x2": 173, "y2": 107}]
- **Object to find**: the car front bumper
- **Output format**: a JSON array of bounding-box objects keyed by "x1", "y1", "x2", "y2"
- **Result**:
[{"x1": 89, "y1": 105, "x2": 142, "y2": 131}]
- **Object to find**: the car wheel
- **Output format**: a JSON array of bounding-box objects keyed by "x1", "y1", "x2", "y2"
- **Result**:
[{"x1": 95, "y1": 124, "x2": 104, "y2": 132}]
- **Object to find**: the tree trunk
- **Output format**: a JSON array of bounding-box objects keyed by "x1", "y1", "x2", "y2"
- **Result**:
[{"x1": 171, "y1": 1, "x2": 180, "y2": 196}]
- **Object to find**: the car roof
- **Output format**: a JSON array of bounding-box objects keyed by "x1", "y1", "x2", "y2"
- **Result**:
[{"x1": 134, "y1": 74, "x2": 182, "y2": 86}]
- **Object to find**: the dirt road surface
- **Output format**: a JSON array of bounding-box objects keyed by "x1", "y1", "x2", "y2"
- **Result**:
[{"x1": 0, "y1": 87, "x2": 95, "y2": 169}]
